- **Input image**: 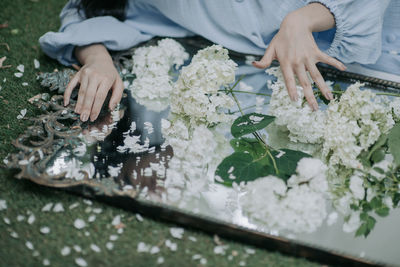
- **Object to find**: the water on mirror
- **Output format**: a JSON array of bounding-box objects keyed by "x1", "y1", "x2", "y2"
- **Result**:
[{"x1": 42, "y1": 39, "x2": 400, "y2": 265}]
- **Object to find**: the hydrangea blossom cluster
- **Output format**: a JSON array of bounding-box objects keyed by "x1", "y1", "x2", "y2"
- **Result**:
[
  {"x1": 240, "y1": 158, "x2": 329, "y2": 234},
  {"x1": 170, "y1": 45, "x2": 237, "y2": 126},
  {"x1": 268, "y1": 68, "x2": 394, "y2": 170},
  {"x1": 267, "y1": 68, "x2": 326, "y2": 144},
  {"x1": 323, "y1": 82, "x2": 394, "y2": 169},
  {"x1": 129, "y1": 39, "x2": 189, "y2": 111},
  {"x1": 331, "y1": 154, "x2": 396, "y2": 233},
  {"x1": 267, "y1": 68, "x2": 399, "y2": 234}
]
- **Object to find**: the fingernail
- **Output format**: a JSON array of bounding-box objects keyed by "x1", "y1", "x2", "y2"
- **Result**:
[
  {"x1": 64, "y1": 101, "x2": 68, "y2": 106},
  {"x1": 312, "y1": 103, "x2": 319, "y2": 111},
  {"x1": 327, "y1": 92, "x2": 334, "y2": 100},
  {"x1": 81, "y1": 113, "x2": 88, "y2": 122}
]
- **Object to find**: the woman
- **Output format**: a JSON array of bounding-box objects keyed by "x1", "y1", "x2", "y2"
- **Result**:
[{"x1": 40, "y1": 0, "x2": 397, "y2": 122}]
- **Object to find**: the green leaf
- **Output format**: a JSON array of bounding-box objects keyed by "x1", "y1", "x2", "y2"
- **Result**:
[
  {"x1": 355, "y1": 223, "x2": 368, "y2": 237},
  {"x1": 272, "y1": 149, "x2": 312, "y2": 180},
  {"x1": 371, "y1": 148, "x2": 386, "y2": 164},
  {"x1": 388, "y1": 123, "x2": 400, "y2": 167},
  {"x1": 358, "y1": 150, "x2": 371, "y2": 168},
  {"x1": 350, "y1": 203, "x2": 359, "y2": 211},
  {"x1": 333, "y1": 83, "x2": 342, "y2": 91},
  {"x1": 356, "y1": 215, "x2": 376, "y2": 237},
  {"x1": 361, "y1": 203, "x2": 372, "y2": 212},
  {"x1": 215, "y1": 152, "x2": 275, "y2": 186},
  {"x1": 366, "y1": 216, "x2": 376, "y2": 231},
  {"x1": 230, "y1": 138, "x2": 265, "y2": 158},
  {"x1": 393, "y1": 193, "x2": 400, "y2": 207},
  {"x1": 367, "y1": 134, "x2": 387, "y2": 161},
  {"x1": 231, "y1": 113, "x2": 275, "y2": 138},
  {"x1": 370, "y1": 197, "x2": 382, "y2": 209},
  {"x1": 317, "y1": 92, "x2": 330, "y2": 105},
  {"x1": 360, "y1": 212, "x2": 369, "y2": 221},
  {"x1": 375, "y1": 206, "x2": 390, "y2": 217}
]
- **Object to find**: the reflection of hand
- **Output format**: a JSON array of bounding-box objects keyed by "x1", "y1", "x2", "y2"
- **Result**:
[
  {"x1": 81, "y1": 109, "x2": 125, "y2": 143},
  {"x1": 253, "y1": 3, "x2": 346, "y2": 110},
  {"x1": 64, "y1": 44, "x2": 124, "y2": 122}
]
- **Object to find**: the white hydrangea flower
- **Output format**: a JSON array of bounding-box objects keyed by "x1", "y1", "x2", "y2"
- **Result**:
[
  {"x1": 349, "y1": 174, "x2": 365, "y2": 200},
  {"x1": 130, "y1": 75, "x2": 173, "y2": 111},
  {"x1": 267, "y1": 67, "x2": 326, "y2": 144},
  {"x1": 131, "y1": 38, "x2": 188, "y2": 77},
  {"x1": 295, "y1": 157, "x2": 327, "y2": 182},
  {"x1": 170, "y1": 45, "x2": 237, "y2": 126},
  {"x1": 342, "y1": 211, "x2": 362, "y2": 233},
  {"x1": 240, "y1": 159, "x2": 329, "y2": 234},
  {"x1": 323, "y1": 82, "x2": 394, "y2": 169},
  {"x1": 129, "y1": 38, "x2": 188, "y2": 111}
]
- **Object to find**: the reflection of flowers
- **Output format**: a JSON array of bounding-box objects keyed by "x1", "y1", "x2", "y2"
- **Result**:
[
  {"x1": 128, "y1": 39, "x2": 189, "y2": 111},
  {"x1": 240, "y1": 158, "x2": 329, "y2": 234},
  {"x1": 159, "y1": 45, "x2": 237, "y2": 203},
  {"x1": 46, "y1": 150, "x2": 95, "y2": 181}
]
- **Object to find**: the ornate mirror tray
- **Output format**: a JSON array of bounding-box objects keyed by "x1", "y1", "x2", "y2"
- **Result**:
[{"x1": 5, "y1": 37, "x2": 400, "y2": 266}]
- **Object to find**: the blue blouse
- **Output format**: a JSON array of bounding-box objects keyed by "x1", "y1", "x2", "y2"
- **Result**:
[{"x1": 39, "y1": 0, "x2": 400, "y2": 75}]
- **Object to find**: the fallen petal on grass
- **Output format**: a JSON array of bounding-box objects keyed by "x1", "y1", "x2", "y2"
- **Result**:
[{"x1": 73, "y1": 219, "x2": 86, "y2": 229}]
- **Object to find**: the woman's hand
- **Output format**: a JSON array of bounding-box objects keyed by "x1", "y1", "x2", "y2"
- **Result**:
[
  {"x1": 253, "y1": 3, "x2": 346, "y2": 110},
  {"x1": 64, "y1": 44, "x2": 124, "y2": 122}
]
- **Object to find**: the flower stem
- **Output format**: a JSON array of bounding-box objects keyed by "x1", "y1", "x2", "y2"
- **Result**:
[
  {"x1": 228, "y1": 84, "x2": 279, "y2": 175},
  {"x1": 228, "y1": 102, "x2": 270, "y2": 114},
  {"x1": 330, "y1": 90, "x2": 400, "y2": 98},
  {"x1": 221, "y1": 90, "x2": 271, "y2": 97}
]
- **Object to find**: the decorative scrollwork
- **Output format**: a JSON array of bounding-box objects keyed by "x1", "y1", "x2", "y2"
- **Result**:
[{"x1": 5, "y1": 93, "x2": 137, "y2": 199}]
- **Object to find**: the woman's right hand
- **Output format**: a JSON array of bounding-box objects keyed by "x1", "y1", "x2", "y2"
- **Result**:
[{"x1": 64, "y1": 44, "x2": 124, "y2": 122}]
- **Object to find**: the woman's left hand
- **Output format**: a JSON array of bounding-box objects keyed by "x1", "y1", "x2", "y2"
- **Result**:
[{"x1": 253, "y1": 3, "x2": 346, "y2": 110}]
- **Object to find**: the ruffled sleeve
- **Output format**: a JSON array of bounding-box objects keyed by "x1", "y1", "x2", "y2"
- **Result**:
[
  {"x1": 308, "y1": 0, "x2": 390, "y2": 64},
  {"x1": 39, "y1": 0, "x2": 154, "y2": 66}
]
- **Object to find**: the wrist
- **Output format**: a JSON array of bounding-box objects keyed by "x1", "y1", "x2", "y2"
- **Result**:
[
  {"x1": 283, "y1": 3, "x2": 335, "y2": 33},
  {"x1": 75, "y1": 44, "x2": 113, "y2": 65}
]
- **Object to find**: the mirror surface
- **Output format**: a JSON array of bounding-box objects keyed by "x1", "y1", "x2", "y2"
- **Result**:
[{"x1": 21, "y1": 38, "x2": 400, "y2": 266}]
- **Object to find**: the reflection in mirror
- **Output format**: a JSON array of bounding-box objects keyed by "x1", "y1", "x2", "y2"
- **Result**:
[{"x1": 6, "y1": 38, "x2": 400, "y2": 266}]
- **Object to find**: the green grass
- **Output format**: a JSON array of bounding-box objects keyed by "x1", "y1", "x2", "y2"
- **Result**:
[{"x1": 0, "y1": 1, "x2": 319, "y2": 266}]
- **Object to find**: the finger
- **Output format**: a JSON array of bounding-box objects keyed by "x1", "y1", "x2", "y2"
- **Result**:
[
  {"x1": 74, "y1": 74, "x2": 88, "y2": 114},
  {"x1": 72, "y1": 64, "x2": 81, "y2": 71},
  {"x1": 307, "y1": 63, "x2": 333, "y2": 100},
  {"x1": 280, "y1": 63, "x2": 298, "y2": 101},
  {"x1": 109, "y1": 77, "x2": 124, "y2": 111},
  {"x1": 295, "y1": 66, "x2": 318, "y2": 111},
  {"x1": 80, "y1": 78, "x2": 99, "y2": 122},
  {"x1": 90, "y1": 81, "x2": 111, "y2": 122},
  {"x1": 318, "y1": 52, "x2": 346, "y2": 71},
  {"x1": 64, "y1": 72, "x2": 80, "y2": 106},
  {"x1": 252, "y1": 45, "x2": 275, "y2": 69}
]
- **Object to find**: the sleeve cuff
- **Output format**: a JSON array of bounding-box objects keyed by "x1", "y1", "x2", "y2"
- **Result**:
[
  {"x1": 308, "y1": 0, "x2": 390, "y2": 64},
  {"x1": 39, "y1": 16, "x2": 154, "y2": 66}
]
